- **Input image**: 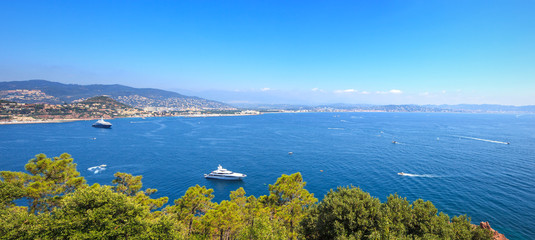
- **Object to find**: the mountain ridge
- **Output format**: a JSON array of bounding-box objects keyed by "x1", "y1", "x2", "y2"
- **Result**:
[
  {"x1": 233, "y1": 103, "x2": 535, "y2": 113},
  {"x1": 0, "y1": 80, "x2": 233, "y2": 110}
]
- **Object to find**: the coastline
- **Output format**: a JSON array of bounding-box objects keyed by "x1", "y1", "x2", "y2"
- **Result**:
[
  {"x1": 1, "y1": 110, "x2": 529, "y2": 125},
  {"x1": 177, "y1": 113, "x2": 262, "y2": 118},
  {"x1": 0, "y1": 113, "x2": 263, "y2": 125},
  {"x1": 0, "y1": 119, "x2": 85, "y2": 125}
]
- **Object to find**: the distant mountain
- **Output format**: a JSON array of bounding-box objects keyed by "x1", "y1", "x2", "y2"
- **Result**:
[
  {"x1": 434, "y1": 104, "x2": 535, "y2": 113},
  {"x1": 316, "y1": 104, "x2": 443, "y2": 112},
  {"x1": 239, "y1": 103, "x2": 535, "y2": 113},
  {"x1": 0, "y1": 80, "x2": 233, "y2": 110}
]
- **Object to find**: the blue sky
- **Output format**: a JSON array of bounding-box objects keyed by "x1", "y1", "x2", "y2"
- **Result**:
[{"x1": 1, "y1": 1, "x2": 534, "y2": 105}]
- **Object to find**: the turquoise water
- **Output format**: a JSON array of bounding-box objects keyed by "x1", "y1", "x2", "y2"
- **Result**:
[{"x1": 1, "y1": 113, "x2": 534, "y2": 239}]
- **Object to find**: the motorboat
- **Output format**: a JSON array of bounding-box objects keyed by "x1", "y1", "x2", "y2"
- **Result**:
[
  {"x1": 204, "y1": 165, "x2": 246, "y2": 180},
  {"x1": 87, "y1": 164, "x2": 107, "y2": 174},
  {"x1": 92, "y1": 117, "x2": 112, "y2": 128},
  {"x1": 398, "y1": 172, "x2": 405, "y2": 176}
]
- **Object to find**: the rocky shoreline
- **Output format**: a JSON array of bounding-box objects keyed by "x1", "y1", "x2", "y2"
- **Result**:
[{"x1": 479, "y1": 222, "x2": 508, "y2": 240}]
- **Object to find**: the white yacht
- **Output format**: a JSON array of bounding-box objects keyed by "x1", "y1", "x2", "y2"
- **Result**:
[
  {"x1": 92, "y1": 117, "x2": 112, "y2": 128},
  {"x1": 204, "y1": 165, "x2": 246, "y2": 180}
]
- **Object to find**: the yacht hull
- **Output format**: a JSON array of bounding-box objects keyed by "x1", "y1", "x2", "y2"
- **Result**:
[
  {"x1": 92, "y1": 124, "x2": 111, "y2": 128},
  {"x1": 204, "y1": 174, "x2": 245, "y2": 180}
]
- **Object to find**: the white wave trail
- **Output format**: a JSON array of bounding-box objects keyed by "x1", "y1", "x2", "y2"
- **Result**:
[
  {"x1": 455, "y1": 136, "x2": 509, "y2": 145},
  {"x1": 399, "y1": 173, "x2": 436, "y2": 178},
  {"x1": 328, "y1": 128, "x2": 344, "y2": 130},
  {"x1": 88, "y1": 165, "x2": 107, "y2": 174}
]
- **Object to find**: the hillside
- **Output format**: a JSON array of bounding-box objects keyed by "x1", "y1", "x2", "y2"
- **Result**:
[
  {"x1": 0, "y1": 80, "x2": 233, "y2": 110},
  {"x1": 0, "y1": 96, "x2": 147, "y2": 121},
  {"x1": 79, "y1": 96, "x2": 132, "y2": 109}
]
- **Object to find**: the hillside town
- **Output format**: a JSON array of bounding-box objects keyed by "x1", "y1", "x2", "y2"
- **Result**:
[
  {"x1": 0, "y1": 89, "x2": 61, "y2": 103},
  {"x1": 0, "y1": 96, "x2": 260, "y2": 124},
  {"x1": 115, "y1": 95, "x2": 233, "y2": 111},
  {"x1": 0, "y1": 97, "x2": 145, "y2": 122}
]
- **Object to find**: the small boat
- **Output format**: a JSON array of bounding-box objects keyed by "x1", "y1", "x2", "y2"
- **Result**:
[
  {"x1": 392, "y1": 141, "x2": 397, "y2": 144},
  {"x1": 398, "y1": 172, "x2": 405, "y2": 176},
  {"x1": 204, "y1": 165, "x2": 246, "y2": 180},
  {"x1": 92, "y1": 117, "x2": 112, "y2": 128}
]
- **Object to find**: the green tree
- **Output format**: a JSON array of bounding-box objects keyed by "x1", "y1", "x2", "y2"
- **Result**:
[
  {"x1": 451, "y1": 215, "x2": 493, "y2": 240},
  {"x1": 0, "y1": 206, "x2": 43, "y2": 239},
  {"x1": 302, "y1": 186, "x2": 492, "y2": 240},
  {"x1": 204, "y1": 200, "x2": 241, "y2": 239},
  {"x1": 0, "y1": 153, "x2": 86, "y2": 213},
  {"x1": 263, "y1": 172, "x2": 317, "y2": 239},
  {"x1": 165, "y1": 184, "x2": 215, "y2": 237},
  {"x1": 143, "y1": 214, "x2": 184, "y2": 240},
  {"x1": 112, "y1": 172, "x2": 143, "y2": 196},
  {"x1": 0, "y1": 180, "x2": 25, "y2": 208},
  {"x1": 240, "y1": 194, "x2": 289, "y2": 239},
  {"x1": 382, "y1": 194, "x2": 413, "y2": 237},
  {"x1": 47, "y1": 184, "x2": 149, "y2": 239},
  {"x1": 408, "y1": 199, "x2": 439, "y2": 237},
  {"x1": 301, "y1": 186, "x2": 383, "y2": 240},
  {"x1": 112, "y1": 172, "x2": 168, "y2": 210}
]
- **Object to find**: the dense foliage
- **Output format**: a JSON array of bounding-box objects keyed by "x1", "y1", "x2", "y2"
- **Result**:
[
  {"x1": 301, "y1": 187, "x2": 491, "y2": 240},
  {"x1": 0, "y1": 153, "x2": 492, "y2": 239}
]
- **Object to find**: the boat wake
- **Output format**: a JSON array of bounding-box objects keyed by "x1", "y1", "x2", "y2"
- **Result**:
[
  {"x1": 455, "y1": 136, "x2": 510, "y2": 145},
  {"x1": 88, "y1": 164, "x2": 107, "y2": 174},
  {"x1": 152, "y1": 121, "x2": 167, "y2": 132},
  {"x1": 328, "y1": 128, "x2": 344, "y2": 130},
  {"x1": 398, "y1": 173, "x2": 436, "y2": 178}
]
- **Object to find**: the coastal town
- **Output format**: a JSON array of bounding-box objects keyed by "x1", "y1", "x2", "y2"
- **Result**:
[
  {"x1": 0, "y1": 96, "x2": 260, "y2": 124},
  {"x1": 115, "y1": 94, "x2": 232, "y2": 110},
  {"x1": 0, "y1": 96, "x2": 146, "y2": 123}
]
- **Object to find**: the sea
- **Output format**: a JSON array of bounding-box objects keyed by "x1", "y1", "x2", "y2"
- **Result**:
[{"x1": 0, "y1": 112, "x2": 533, "y2": 239}]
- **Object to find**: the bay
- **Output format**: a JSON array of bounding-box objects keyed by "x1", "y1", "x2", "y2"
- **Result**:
[{"x1": 1, "y1": 112, "x2": 534, "y2": 239}]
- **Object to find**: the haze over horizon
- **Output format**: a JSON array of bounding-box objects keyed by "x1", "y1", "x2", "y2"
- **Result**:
[{"x1": 1, "y1": 1, "x2": 534, "y2": 105}]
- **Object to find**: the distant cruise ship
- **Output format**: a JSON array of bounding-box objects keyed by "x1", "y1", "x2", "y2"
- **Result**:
[
  {"x1": 92, "y1": 117, "x2": 112, "y2": 128},
  {"x1": 204, "y1": 165, "x2": 246, "y2": 180}
]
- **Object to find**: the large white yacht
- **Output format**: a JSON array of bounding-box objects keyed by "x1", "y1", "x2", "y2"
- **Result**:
[
  {"x1": 204, "y1": 165, "x2": 246, "y2": 180},
  {"x1": 92, "y1": 117, "x2": 112, "y2": 128}
]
